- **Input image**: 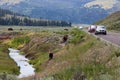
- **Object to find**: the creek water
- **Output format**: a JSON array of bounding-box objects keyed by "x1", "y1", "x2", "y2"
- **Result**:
[{"x1": 8, "y1": 48, "x2": 35, "y2": 78}]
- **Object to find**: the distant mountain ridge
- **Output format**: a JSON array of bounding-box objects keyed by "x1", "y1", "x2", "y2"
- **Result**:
[
  {"x1": 0, "y1": 0, "x2": 25, "y2": 5},
  {"x1": 0, "y1": 8, "x2": 71, "y2": 26},
  {"x1": 0, "y1": 0, "x2": 120, "y2": 24}
]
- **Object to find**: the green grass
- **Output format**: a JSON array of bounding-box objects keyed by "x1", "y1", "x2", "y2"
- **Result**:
[
  {"x1": 0, "y1": 73, "x2": 19, "y2": 80},
  {"x1": 69, "y1": 28, "x2": 86, "y2": 44},
  {"x1": 29, "y1": 52, "x2": 48, "y2": 72},
  {"x1": 0, "y1": 44, "x2": 19, "y2": 75},
  {"x1": 11, "y1": 36, "x2": 30, "y2": 48}
]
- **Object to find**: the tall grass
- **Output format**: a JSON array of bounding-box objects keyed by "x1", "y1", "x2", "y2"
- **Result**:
[
  {"x1": 114, "y1": 50, "x2": 120, "y2": 57},
  {"x1": 69, "y1": 28, "x2": 86, "y2": 44},
  {"x1": 0, "y1": 73, "x2": 19, "y2": 80},
  {"x1": 11, "y1": 36, "x2": 30, "y2": 48},
  {"x1": 0, "y1": 44, "x2": 19, "y2": 75}
]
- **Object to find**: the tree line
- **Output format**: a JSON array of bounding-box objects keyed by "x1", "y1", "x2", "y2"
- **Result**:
[{"x1": 0, "y1": 8, "x2": 71, "y2": 26}]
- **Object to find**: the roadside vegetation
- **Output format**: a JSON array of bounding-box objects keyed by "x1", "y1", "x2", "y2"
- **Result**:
[
  {"x1": 33, "y1": 34, "x2": 120, "y2": 80},
  {"x1": 0, "y1": 27, "x2": 120, "y2": 80},
  {"x1": 21, "y1": 27, "x2": 120, "y2": 80}
]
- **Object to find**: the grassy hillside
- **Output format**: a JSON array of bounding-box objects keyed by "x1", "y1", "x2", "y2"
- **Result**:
[
  {"x1": 1, "y1": 27, "x2": 120, "y2": 80},
  {"x1": 0, "y1": 41, "x2": 19, "y2": 75},
  {"x1": 94, "y1": 11, "x2": 120, "y2": 31},
  {"x1": 9, "y1": 27, "x2": 120, "y2": 80},
  {"x1": 0, "y1": 27, "x2": 71, "y2": 73}
]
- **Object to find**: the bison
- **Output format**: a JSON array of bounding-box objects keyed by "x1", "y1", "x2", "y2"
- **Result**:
[{"x1": 8, "y1": 28, "x2": 13, "y2": 31}]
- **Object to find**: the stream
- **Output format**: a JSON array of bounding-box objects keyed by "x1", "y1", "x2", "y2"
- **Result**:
[{"x1": 8, "y1": 48, "x2": 35, "y2": 78}]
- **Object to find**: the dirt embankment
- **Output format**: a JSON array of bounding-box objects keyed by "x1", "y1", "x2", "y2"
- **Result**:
[
  {"x1": 19, "y1": 31, "x2": 69, "y2": 62},
  {"x1": 0, "y1": 32, "x2": 21, "y2": 40}
]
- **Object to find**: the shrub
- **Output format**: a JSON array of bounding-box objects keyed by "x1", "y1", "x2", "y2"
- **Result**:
[
  {"x1": 11, "y1": 36, "x2": 30, "y2": 48},
  {"x1": 115, "y1": 50, "x2": 120, "y2": 57},
  {"x1": 0, "y1": 44, "x2": 9, "y2": 53},
  {"x1": 70, "y1": 28, "x2": 86, "y2": 44},
  {"x1": 0, "y1": 73, "x2": 19, "y2": 80}
]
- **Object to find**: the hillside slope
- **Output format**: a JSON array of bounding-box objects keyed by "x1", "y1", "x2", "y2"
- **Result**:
[
  {"x1": 1, "y1": 27, "x2": 120, "y2": 79},
  {"x1": 2, "y1": 28, "x2": 118, "y2": 80},
  {"x1": 18, "y1": 28, "x2": 120, "y2": 80},
  {"x1": 95, "y1": 11, "x2": 120, "y2": 31}
]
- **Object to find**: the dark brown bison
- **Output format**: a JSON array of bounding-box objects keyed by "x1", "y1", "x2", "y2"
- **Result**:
[
  {"x1": 20, "y1": 28, "x2": 23, "y2": 31},
  {"x1": 62, "y1": 35, "x2": 68, "y2": 43},
  {"x1": 64, "y1": 28, "x2": 69, "y2": 31},
  {"x1": 49, "y1": 52, "x2": 53, "y2": 60},
  {"x1": 8, "y1": 28, "x2": 13, "y2": 31}
]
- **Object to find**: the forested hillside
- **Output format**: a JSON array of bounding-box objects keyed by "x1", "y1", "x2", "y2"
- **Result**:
[
  {"x1": 1, "y1": 0, "x2": 114, "y2": 24},
  {"x1": 95, "y1": 11, "x2": 120, "y2": 31},
  {"x1": 0, "y1": 8, "x2": 71, "y2": 26}
]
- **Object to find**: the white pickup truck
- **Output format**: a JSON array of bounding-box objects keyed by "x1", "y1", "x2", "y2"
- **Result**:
[{"x1": 95, "y1": 25, "x2": 107, "y2": 35}]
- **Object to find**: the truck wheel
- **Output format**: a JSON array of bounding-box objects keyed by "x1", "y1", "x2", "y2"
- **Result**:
[
  {"x1": 95, "y1": 32, "x2": 98, "y2": 35},
  {"x1": 104, "y1": 32, "x2": 107, "y2": 35}
]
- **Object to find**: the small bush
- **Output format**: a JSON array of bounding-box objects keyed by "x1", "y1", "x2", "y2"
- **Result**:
[
  {"x1": 115, "y1": 50, "x2": 120, "y2": 57},
  {"x1": 70, "y1": 28, "x2": 86, "y2": 44},
  {"x1": 72, "y1": 71, "x2": 86, "y2": 80},
  {"x1": 0, "y1": 73, "x2": 19, "y2": 80},
  {"x1": 0, "y1": 44, "x2": 9, "y2": 53},
  {"x1": 11, "y1": 36, "x2": 30, "y2": 48},
  {"x1": 97, "y1": 37, "x2": 100, "y2": 41}
]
